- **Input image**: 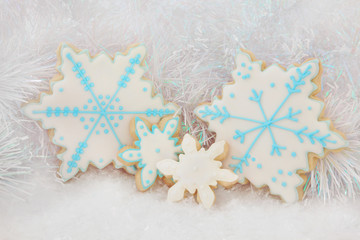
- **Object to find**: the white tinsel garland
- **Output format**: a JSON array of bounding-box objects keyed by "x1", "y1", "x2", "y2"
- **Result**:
[{"x1": 0, "y1": 0, "x2": 359, "y2": 201}]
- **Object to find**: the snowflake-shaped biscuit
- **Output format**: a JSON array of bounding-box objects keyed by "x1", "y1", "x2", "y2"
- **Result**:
[
  {"x1": 157, "y1": 134, "x2": 238, "y2": 208},
  {"x1": 23, "y1": 43, "x2": 178, "y2": 181},
  {"x1": 118, "y1": 117, "x2": 182, "y2": 191},
  {"x1": 195, "y1": 50, "x2": 347, "y2": 203}
]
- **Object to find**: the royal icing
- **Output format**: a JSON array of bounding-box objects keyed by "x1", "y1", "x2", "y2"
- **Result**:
[
  {"x1": 118, "y1": 117, "x2": 182, "y2": 191},
  {"x1": 23, "y1": 43, "x2": 178, "y2": 181},
  {"x1": 157, "y1": 134, "x2": 238, "y2": 208},
  {"x1": 195, "y1": 50, "x2": 347, "y2": 203}
]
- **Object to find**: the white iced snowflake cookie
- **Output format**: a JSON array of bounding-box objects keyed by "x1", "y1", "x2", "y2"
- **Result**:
[
  {"x1": 157, "y1": 134, "x2": 238, "y2": 208},
  {"x1": 117, "y1": 116, "x2": 182, "y2": 191},
  {"x1": 23, "y1": 43, "x2": 178, "y2": 181},
  {"x1": 195, "y1": 50, "x2": 347, "y2": 203}
]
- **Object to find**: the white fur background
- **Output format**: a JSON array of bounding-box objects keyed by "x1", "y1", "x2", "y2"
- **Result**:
[{"x1": 0, "y1": 0, "x2": 360, "y2": 239}]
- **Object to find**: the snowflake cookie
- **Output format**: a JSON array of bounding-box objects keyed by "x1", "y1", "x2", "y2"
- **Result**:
[
  {"x1": 23, "y1": 43, "x2": 178, "y2": 181},
  {"x1": 157, "y1": 134, "x2": 238, "y2": 208},
  {"x1": 117, "y1": 116, "x2": 182, "y2": 191},
  {"x1": 195, "y1": 50, "x2": 347, "y2": 203}
]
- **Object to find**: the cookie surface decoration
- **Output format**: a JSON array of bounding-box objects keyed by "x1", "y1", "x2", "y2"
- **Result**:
[
  {"x1": 118, "y1": 117, "x2": 181, "y2": 190},
  {"x1": 195, "y1": 50, "x2": 347, "y2": 202},
  {"x1": 23, "y1": 43, "x2": 178, "y2": 181},
  {"x1": 157, "y1": 134, "x2": 238, "y2": 208}
]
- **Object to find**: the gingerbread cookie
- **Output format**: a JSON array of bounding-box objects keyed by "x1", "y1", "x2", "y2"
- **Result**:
[
  {"x1": 195, "y1": 50, "x2": 347, "y2": 203},
  {"x1": 157, "y1": 134, "x2": 238, "y2": 208},
  {"x1": 23, "y1": 43, "x2": 178, "y2": 181},
  {"x1": 117, "y1": 116, "x2": 182, "y2": 191}
]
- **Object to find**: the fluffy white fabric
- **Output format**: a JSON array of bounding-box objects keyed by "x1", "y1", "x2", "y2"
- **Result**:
[{"x1": 0, "y1": 0, "x2": 359, "y2": 239}]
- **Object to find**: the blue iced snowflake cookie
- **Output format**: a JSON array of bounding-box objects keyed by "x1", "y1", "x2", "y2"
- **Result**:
[
  {"x1": 118, "y1": 116, "x2": 182, "y2": 191},
  {"x1": 22, "y1": 43, "x2": 178, "y2": 181},
  {"x1": 195, "y1": 49, "x2": 347, "y2": 203}
]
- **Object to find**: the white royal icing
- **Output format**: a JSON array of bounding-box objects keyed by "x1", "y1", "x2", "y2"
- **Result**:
[
  {"x1": 118, "y1": 117, "x2": 182, "y2": 190},
  {"x1": 157, "y1": 134, "x2": 238, "y2": 208},
  {"x1": 23, "y1": 43, "x2": 178, "y2": 181},
  {"x1": 195, "y1": 50, "x2": 347, "y2": 203}
]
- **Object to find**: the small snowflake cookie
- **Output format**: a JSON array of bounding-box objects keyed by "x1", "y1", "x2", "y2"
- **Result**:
[
  {"x1": 157, "y1": 134, "x2": 238, "y2": 208},
  {"x1": 195, "y1": 49, "x2": 348, "y2": 203},
  {"x1": 23, "y1": 43, "x2": 178, "y2": 181},
  {"x1": 117, "y1": 116, "x2": 182, "y2": 191}
]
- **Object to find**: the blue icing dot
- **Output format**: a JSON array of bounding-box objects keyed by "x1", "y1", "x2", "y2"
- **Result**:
[
  {"x1": 80, "y1": 117, "x2": 85, "y2": 122},
  {"x1": 110, "y1": 116, "x2": 114, "y2": 120},
  {"x1": 114, "y1": 123, "x2": 119, "y2": 127},
  {"x1": 106, "y1": 95, "x2": 110, "y2": 99},
  {"x1": 101, "y1": 123, "x2": 105, "y2": 127},
  {"x1": 101, "y1": 101, "x2": 106, "y2": 105},
  {"x1": 137, "y1": 153, "x2": 141, "y2": 157},
  {"x1": 140, "y1": 125, "x2": 144, "y2": 129},
  {"x1": 278, "y1": 169, "x2": 283, "y2": 174},
  {"x1": 119, "y1": 106, "x2": 123, "y2": 110},
  {"x1": 230, "y1": 93, "x2": 235, "y2": 98},
  {"x1": 93, "y1": 106, "x2": 97, "y2": 110},
  {"x1": 241, "y1": 62, "x2": 246, "y2": 67},
  {"x1": 84, "y1": 125, "x2": 89, "y2": 130},
  {"x1": 237, "y1": 72, "x2": 241, "y2": 76},
  {"x1": 88, "y1": 99, "x2": 93, "y2": 103},
  {"x1": 96, "y1": 130, "x2": 100, "y2": 135},
  {"x1": 110, "y1": 105, "x2": 115, "y2": 110},
  {"x1": 251, "y1": 157, "x2": 256, "y2": 162},
  {"x1": 155, "y1": 148, "x2": 160, "y2": 153},
  {"x1": 119, "y1": 116, "x2": 123, "y2": 120},
  {"x1": 170, "y1": 124, "x2": 175, "y2": 128},
  {"x1": 60, "y1": 137, "x2": 64, "y2": 141},
  {"x1": 115, "y1": 98, "x2": 120, "y2": 102},
  {"x1": 59, "y1": 88, "x2": 64, "y2": 92},
  {"x1": 242, "y1": 74, "x2": 250, "y2": 80},
  {"x1": 291, "y1": 152, "x2": 296, "y2": 157},
  {"x1": 99, "y1": 95, "x2": 103, "y2": 99},
  {"x1": 308, "y1": 106, "x2": 312, "y2": 110},
  {"x1": 143, "y1": 88, "x2": 147, "y2": 92},
  {"x1": 167, "y1": 131, "x2": 171, "y2": 135},
  {"x1": 99, "y1": 158, "x2": 103, "y2": 163},
  {"x1": 149, "y1": 170, "x2": 153, "y2": 174},
  {"x1": 282, "y1": 182, "x2": 287, "y2": 187},
  {"x1": 144, "y1": 132, "x2": 148, "y2": 136},
  {"x1": 248, "y1": 66, "x2": 253, "y2": 70},
  {"x1": 90, "y1": 117, "x2": 95, "y2": 122},
  {"x1": 288, "y1": 171, "x2": 293, "y2": 176},
  {"x1": 129, "y1": 153, "x2": 133, "y2": 157},
  {"x1": 270, "y1": 82, "x2": 275, "y2": 88},
  {"x1": 257, "y1": 164, "x2": 262, "y2": 169},
  {"x1": 272, "y1": 177, "x2": 277, "y2": 182},
  {"x1": 83, "y1": 105, "x2": 88, "y2": 109},
  {"x1": 146, "y1": 180, "x2": 150, "y2": 184},
  {"x1": 104, "y1": 129, "x2": 109, "y2": 134}
]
